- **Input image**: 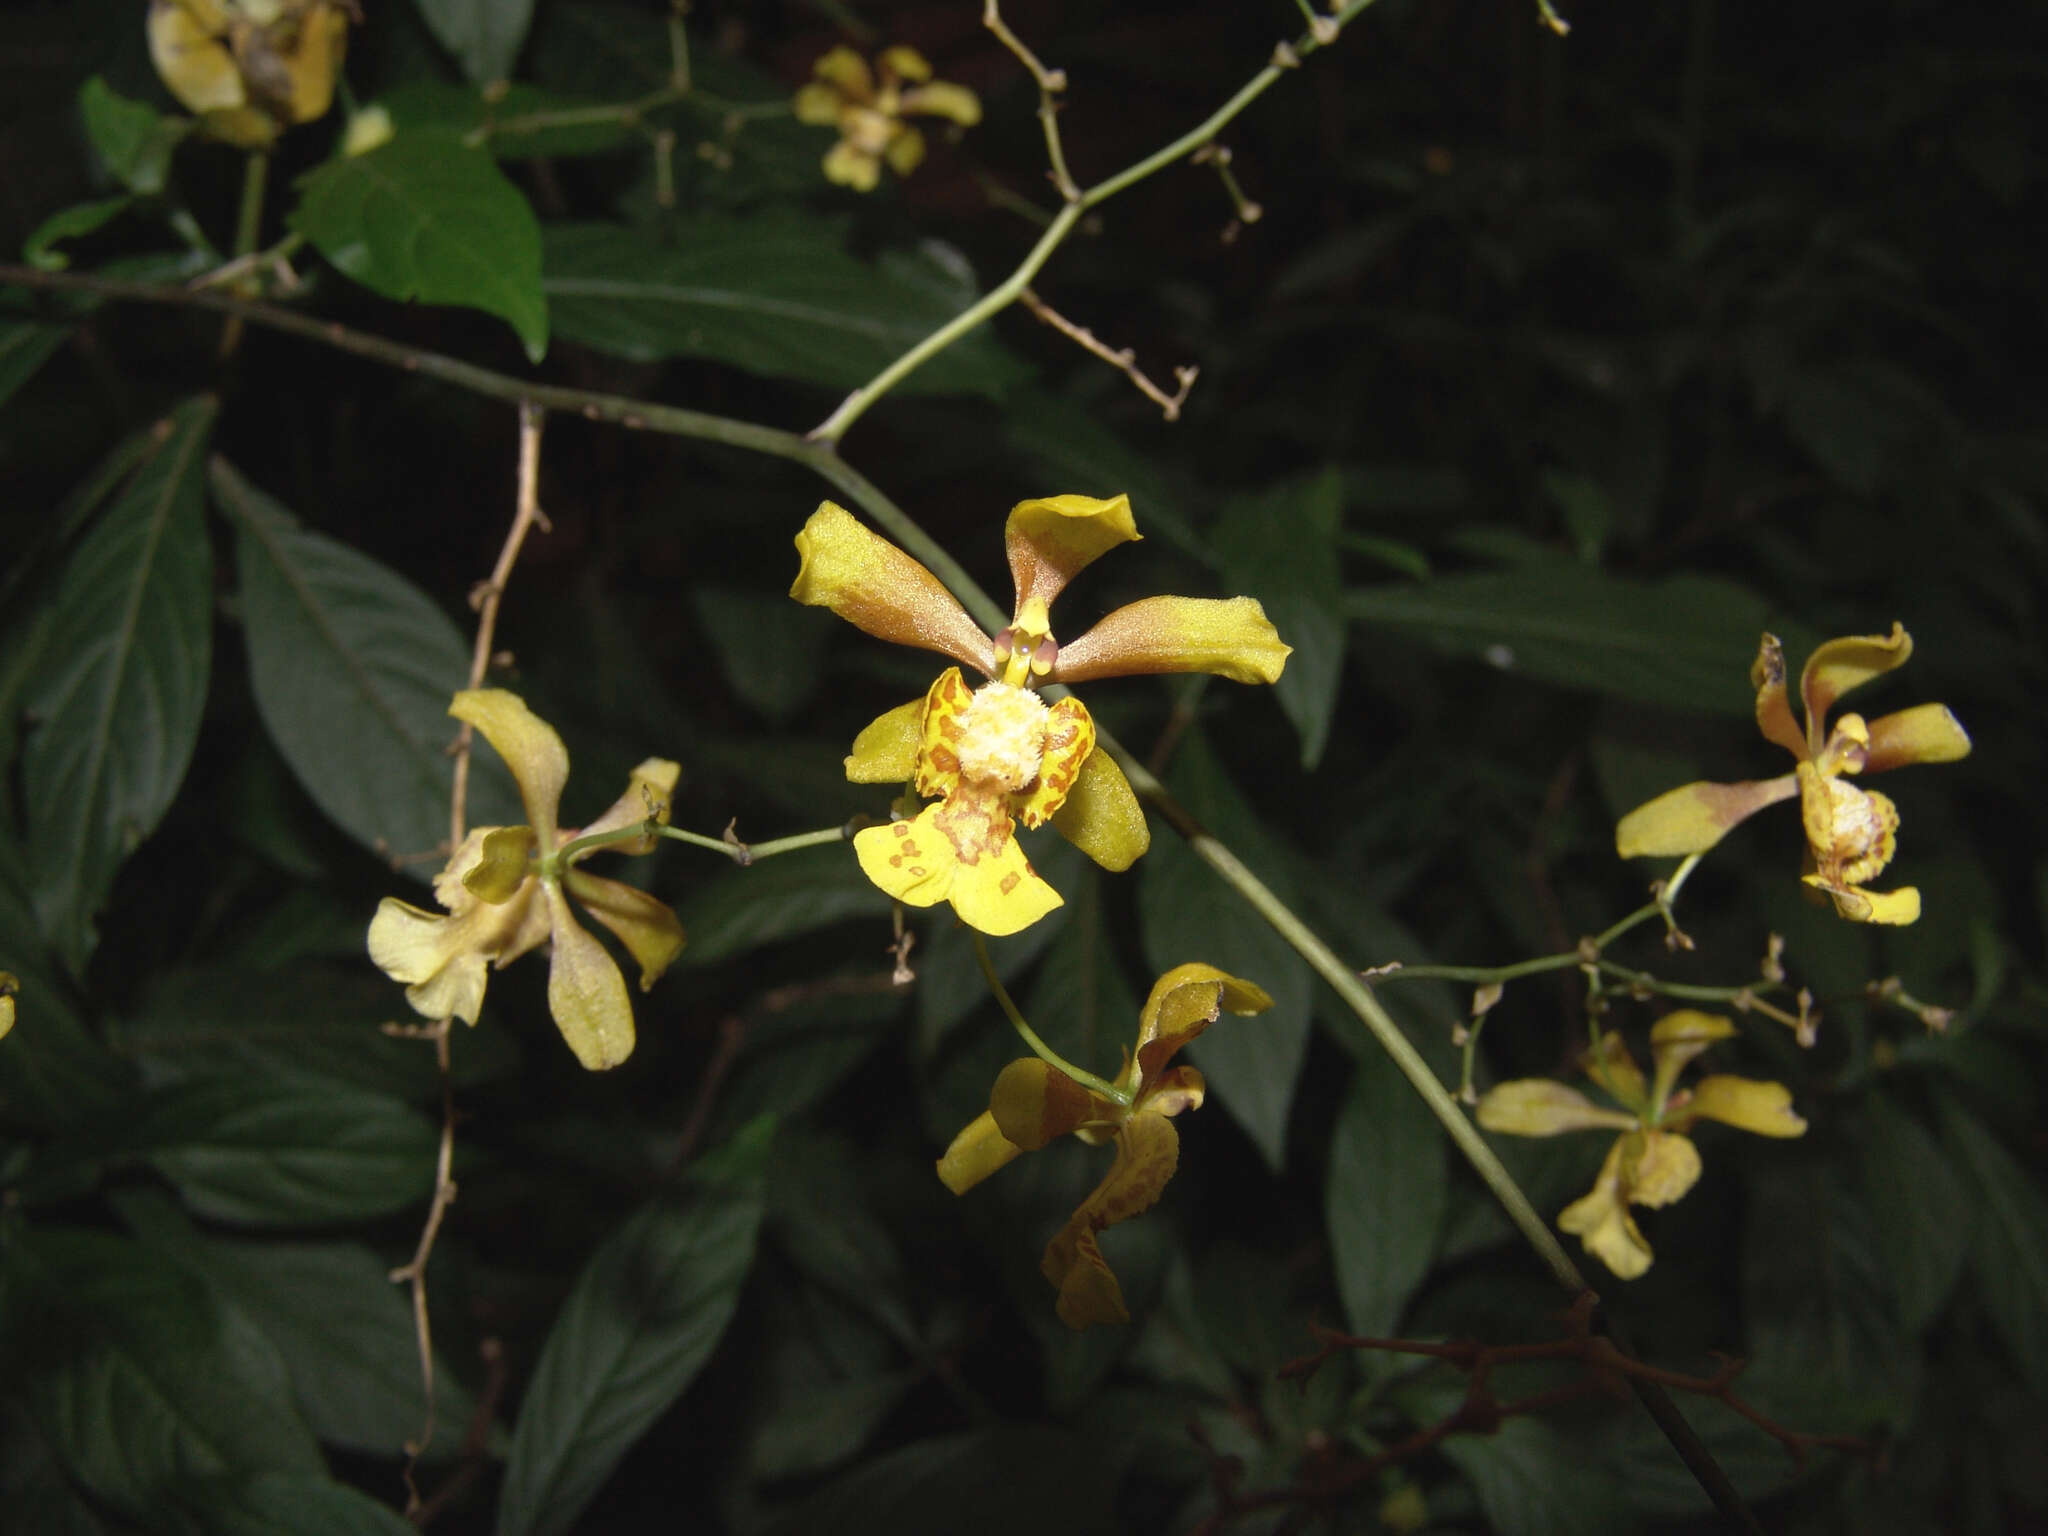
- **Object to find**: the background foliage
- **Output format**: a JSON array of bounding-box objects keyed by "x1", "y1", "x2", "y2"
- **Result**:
[{"x1": 3, "y1": 0, "x2": 2045, "y2": 1532}]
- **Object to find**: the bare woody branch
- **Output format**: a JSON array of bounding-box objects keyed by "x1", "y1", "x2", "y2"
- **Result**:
[{"x1": 1018, "y1": 286, "x2": 1198, "y2": 421}]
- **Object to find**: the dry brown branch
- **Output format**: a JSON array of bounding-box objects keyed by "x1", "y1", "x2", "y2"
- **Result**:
[{"x1": 1018, "y1": 287, "x2": 1198, "y2": 420}]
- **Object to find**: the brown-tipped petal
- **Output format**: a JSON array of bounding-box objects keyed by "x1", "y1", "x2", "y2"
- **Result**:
[
  {"x1": 1800, "y1": 623, "x2": 1912, "y2": 726},
  {"x1": 452, "y1": 690, "x2": 570, "y2": 845},
  {"x1": 1050, "y1": 748, "x2": 1150, "y2": 872},
  {"x1": 791, "y1": 504, "x2": 995, "y2": 675},
  {"x1": 1678, "y1": 1075, "x2": 1808, "y2": 1138},
  {"x1": 1133, "y1": 963, "x2": 1273, "y2": 1086},
  {"x1": 990, "y1": 1058, "x2": 1118, "y2": 1150},
  {"x1": 1614, "y1": 774, "x2": 1798, "y2": 858},
  {"x1": 1041, "y1": 1112, "x2": 1180, "y2": 1326},
  {"x1": 565, "y1": 870, "x2": 685, "y2": 990},
  {"x1": 541, "y1": 882, "x2": 636, "y2": 1070},
  {"x1": 845, "y1": 698, "x2": 925, "y2": 783},
  {"x1": 1646, "y1": 1009, "x2": 1736, "y2": 1109},
  {"x1": 1004, "y1": 494, "x2": 1140, "y2": 619},
  {"x1": 580, "y1": 758, "x2": 681, "y2": 851},
  {"x1": 1864, "y1": 703, "x2": 1972, "y2": 773},
  {"x1": 936, "y1": 1110, "x2": 1025, "y2": 1195},
  {"x1": 1050, "y1": 595, "x2": 1290, "y2": 685},
  {"x1": 1750, "y1": 634, "x2": 1808, "y2": 758},
  {"x1": 1475, "y1": 1079, "x2": 1638, "y2": 1137}
]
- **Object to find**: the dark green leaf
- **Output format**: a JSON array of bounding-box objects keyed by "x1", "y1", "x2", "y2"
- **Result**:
[
  {"x1": 25, "y1": 395, "x2": 216, "y2": 970},
  {"x1": 79, "y1": 76, "x2": 189, "y2": 195},
  {"x1": 1852, "y1": 1089, "x2": 1970, "y2": 1332},
  {"x1": 1345, "y1": 564, "x2": 1804, "y2": 714},
  {"x1": 163, "y1": 1472, "x2": 417, "y2": 1535},
  {"x1": 22, "y1": 196, "x2": 133, "y2": 271},
  {"x1": 415, "y1": 0, "x2": 537, "y2": 84},
  {"x1": 543, "y1": 220, "x2": 1021, "y2": 395},
  {"x1": 677, "y1": 845, "x2": 887, "y2": 966},
  {"x1": 497, "y1": 1116, "x2": 774, "y2": 1536},
  {"x1": 0, "y1": 1229, "x2": 321, "y2": 1522},
  {"x1": 116, "y1": 1189, "x2": 483, "y2": 1459},
  {"x1": 1327, "y1": 1049, "x2": 1447, "y2": 1335},
  {"x1": 0, "y1": 310, "x2": 70, "y2": 409},
  {"x1": 692, "y1": 586, "x2": 833, "y2": 724},
  {"x1": 380, "y1": 80, "x2": 637, "y2": 160},
  {"x1": 219, "y1": 457, "x2": 521, "y2": 872},
  {"x1": 292, "y1": 128, "x2": 547, "y2": 361},
  {"x1": 1936, "y1": 1093, "x2": 2048, "y2": 1394},
  {"x1": 766, "y1": 1130, "x2": 918, "y2": 1347},
  {"x1": 1138, "y1": 733, "x2": 1311, "y2": 1170},
  {"x1": 1439, "y1": 1413, "x2": 1628, "y2": 1536},
  {"x1": 31, "y1": 1070, "x2": 438, "y2": 1225},
  {"x1": 1212, "y1": 469, "x2": 1347, "y2": 769}
]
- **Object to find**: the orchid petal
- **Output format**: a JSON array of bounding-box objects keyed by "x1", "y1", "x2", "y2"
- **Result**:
[
  {"x1": 1142, "y1": 1064, "x2": 1206, "y2": 1119},
  {"x1": 1622, "y1": 1128, "x2": 1702, "y2": 1208},
  {"x1": 367, "y1": 897, "x2": 493, "y2": 1025},
  {"x1": 792, "y1": 80, "x2": 845, "y2": 125},
  {"x1": 1133, "y1": 963, "x2": 1272, "y2": 1088},
  {"x1": 149, "y1": 1, "x2": 248, "y2": 114},
  {"x1": 878, "y1": 45, "x2": 932, "y2": 83},
  {"x1": 0, "y1": 973, "x2": 15, "y2": 1040},
  {"x1": 1750, "y1": 633, "x2": 1808, "y2": 758},
  {"x1": 579, "y1": 758, "x2": 681, "y2": 851},
  {"x1": 1647, "y1": 1009, "x2": 1735, "y2": 1110},
  {"x1": 1049, "y1": 594, "x2": 1290, "y2": 685},
  {"x1": 464, "y1": 826, "x2": 536, "y2": 903},
  {"x1": 1004, "y1": 494, "x2": 1141, "y2": 622},
  {"x1": 281, "y1": 3, "x2": 349, "y2": 124},
  {"x1": 1558, "y1": 1138, "x2": 1654, "y2": 1279},
  {"x1": 883, "y1": 125, "x2": 926, "y2": 177},
  {"x1": 1614, "y1": 774, "x2": 1798, "y2": 858},
  {"x1": 853, "y1": 807, "x2": 957, "y2": 909},
  {"x1": 1476, "y1": 1079, "x2": 1638, "y2": 1136},
  {"x1": 1678, "y1": 1075, "x2": 1808, "y2": 1138},
  {"x1": 936, "y1": 1110, "x2": 1024, "y2": 1195},
  {"x1": 914, "y1": 667, "x2": 975, "y2": 800},
  {"x1": 1584, "y1": 1031, "x2": 1648, "y2": 1115},
  {"x1": 989, "y1": 1058, "x2": 1118, "y2": 1150},
  {"x1": 946, "y1": 831, "x2": 1063, "y2": 936},
  {"x1": 564, "y1": 870, "x2": 685, "y2": 990},
  {"x1": 812, "y1": 46, "x2": 873, "y2": 100},
  {"x1": 1802, "y1": 873, "x2": 1921, "y2": 925},
  {"x1": 542, "y1": 882, "x2": 635, "y2": 1070},
  {"x1": 902, "y1": 81, "x2": 982, "y2": 126},
  {"x1": 1011, "y1": 696, "x2": 1094, "y2": 829},
  {"x1": 452, "y1": 690, "x2": 569, "y2": 845},
  {"x1": 792, "y1": 504, "x2": 995, "y2": 675},
  {"x1": 1051, "y1": 1229, "x2": 1129, "y2": 1330},
  {"x1": 1864, "y1": 703, "x2": 1972, "y2": 773},
  {"x1": 1042, "y1": 1112, "x2": 1180, "y2": 1329},
  {"x1": 822, "y1": 138, "x2": 882, "y2": 190},
  {"x1": 1050, "y1": 748, "x2": 1149, "y2": 872},
  {"x1": 1799, "y1": 765, "x2": 1900, "y2": 888},
  {"x1": 1800, "y1": 623, "x2": 1911, "y2": 726},
  {"x1": 845, "y1": 698, "x2": 925, "y2": 783}
]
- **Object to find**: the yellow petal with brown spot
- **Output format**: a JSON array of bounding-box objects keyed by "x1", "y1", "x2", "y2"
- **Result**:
[
  {"x1": 853, "y1": 809, "x2": 957, "y2": 909},
  {"x1": 1011, "y1": 696, "x2": 1094, "y2": 829},
  {"x1": 946, "y1": 830, "x2": 1062, "y2": 936}
]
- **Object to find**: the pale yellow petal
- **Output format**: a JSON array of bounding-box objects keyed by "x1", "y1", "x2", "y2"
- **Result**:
[
  {"x1": 792, "y1": 80, "x2": 845, "y2": 125},
  {"x1": 1004, "y1": 494, "x2": 1140, "y2": 621},
  {"x1": 451, "y1": 690, "x2": 569, "y2": 845},
  {"x1": 1863, "y1": 703, "x2": 1972, "y2": 773},
  {"x1": 1749, "y1": 633, "x2": 1808, "y2": 759},
  {"x1": 936, "y1": 1110, "x2": 1024, "y2": 1195},
  {"x1": 367, "y1": 897, "x2": 491, "y2": 1024},
  {"x1": 149, "y1": 0, "x2": 247, "y2": 114},
  {"x1": 1475, "y1": 1079, "x2": 1638, "y2": 1137},
  {"x1": 1646, "y1": 1009, "x2": 1735, "y2": 1110},
  {"x1": 1050, "y1": 747, "x2": 1150, "y2": 872},
  {"x1": 1678, "y1": 1075, "x2": 1809, "y2": 1138},
  {"x1": 822, "y1": 138, "x2": 882, "y2": 191},
  {"x1": 282, "y1": 2, "x2": 349, "y2": 124},
  {"x1": 1803, "y1": 874, "x2": 1921, "y2": 925},
  {"x1": 1621, "y1": 1128, "x2": 1702, "y2": 1208},
  {"x1": 844, "y1": 698, "x2": 925, "y2": 782},
  {"x1": 1558, "y1": 1138, "x2": 1654, "y2": 1279},
  {"x1": 1049, "y1": 595, "x2": 1290, "y2": 685},
  {"x1": 812, "y1": 46, "x2": 874, "y2": 100},
  {"x1": 1800, "y1": 623, "x2": 1911, "y2": 726},
  {"x1": 1614, "y1": 774, "x2": 1798, "y2": 858},
  {"x1": 542, "y1": 882, "x2": 635, "y2": 1070},
  {"x1": 791, "y1": 504, "x2": 995, "y2": 675},
  {"x1": 902, "y1": 80, "x2": 982, "y2": 126},
  {"x1": 1133, "y1": 963, "x2": 1272, "y2": 1088},
  {"x1": 578, "y1": 758, "x2": 680, "y2": 851},
  {"x1": 0, "y1": 972, "x2": 16, "y2": 1040},
  {"x1": 564, "y1": 870, "x2": 685, "y2": 989},
  {"x1": 878, "y1": 45, "x2": 932, "y2": 83},
  {"x1": 883, "y1": 125, "x2": 926, "y2": 178}
]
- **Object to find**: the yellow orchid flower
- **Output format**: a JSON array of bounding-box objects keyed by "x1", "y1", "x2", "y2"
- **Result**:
[
  {"x1": 791, "y1": 495, "x2": 1290, "y2": 936},
  {"x1": 147, "y1": 0, "x2": 355, "y2": 149},
  {"x1": 1616, "y1": 625, "x2": 1970, "y2": 924},
  {"x1": 1476, "y1": 1010, "x2": 1807, "y2": 1279},
  {"x1": 0, "y1": 971, "x2": 17, "y2": 1040},
  {"x1": 792, "y1": 45, "x2": 981, "y2": 192},
  {"x1": 367, "y1": 690, "x2": 684, "y2": 1072},
  {"x1": 938, "y1": 963, "x2": 1274, "y2": 1328}
]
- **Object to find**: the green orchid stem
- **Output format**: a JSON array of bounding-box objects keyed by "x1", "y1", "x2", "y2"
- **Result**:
[
  {"x1": 654, "y1": 822, "x2": 851, "y2": 865},
  {"x1": 218, "y1": 149, "x2": 268, "y2": 357},
  {"x1": 805, "y1": 0, "x2": 1382, "y2": 446},
  {"x1": 971, "y1": 932, "x2": 1132, "y2": 1109}
]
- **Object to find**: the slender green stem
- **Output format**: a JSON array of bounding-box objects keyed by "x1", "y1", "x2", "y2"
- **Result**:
[
  {"x1": 232, "y1": 151, "x2": 269, "y2": 262},
  {"x1": 971, "y1": 933, "x2": 1132, "y2": 1107},
  {"x1": 555, "y1": 821, "x2": 850, "y2": 865}
]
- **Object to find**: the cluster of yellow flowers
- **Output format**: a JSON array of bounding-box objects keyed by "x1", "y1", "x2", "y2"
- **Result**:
[{"x1": 148, "y1": 0, "x2": 354, "y2": 148}]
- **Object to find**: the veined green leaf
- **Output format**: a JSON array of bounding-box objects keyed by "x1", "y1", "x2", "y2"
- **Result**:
[
  {"x1": 1327, "y1": 1049, "x2": 1447, "y2": 1335},
  {"x1": 1937, "y1": 1093, "x2": 2048, "y2": 1394},
  {"x1": 415, "y1": 0, "x2": 538, "y2": 85},
  {"x1": 0, "y1": 1229, "x2": 321, "y2": 1522},
  {"x1": 292, "y1": 128, "x2": 548, "y2": 361},
  {"x1": 25, "y1": 395, "x2": 216, "y2": 971},
  {"x1": 79, "y1": 76, "x2": 189, "y2": 195},
  {"x1": 543, "y1": 219, "x2": 1021, "y2": 395},
  {"x1": 379, "y1": 79, "x2": 637, "y2": 160},
  {"x1": 497, "y1": 1116, "x2": 774, "y2": 1536},
  {"x1": 161, "y1": 1473, "x2": 417, "y2": 1535},
  {"x1": 0, "y1": 307, "x2": 70, "y2": 409},
  {"x1": 218, "y1": 456, "x2": 520, "y2": 873}
]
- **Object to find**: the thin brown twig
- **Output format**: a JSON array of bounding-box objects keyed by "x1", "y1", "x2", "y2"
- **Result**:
[
  {"x1": 983, "y1": 0, "x2": 1079, "y2": 202},
  {"x1": 407, "y1": 1337, "x2": 509, "y2": 1529},
  {"x1": 391, "y1": 1019, "x2": 459, "y2": 1506},
  {"x1": 1018, "y1": 286, "x2": 1198, "y2": 420}
]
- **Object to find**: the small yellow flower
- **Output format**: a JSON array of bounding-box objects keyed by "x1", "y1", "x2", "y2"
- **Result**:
[
  {"x1": 792, "y1": 45, "x2": 981, "y2": 192},
  {"x1": 147, "y1": 0, "x2": 354, "y2": 149},
  {"x1": 1476, "y1": 1010, "x2": 1808, "y2": 1278},
  {"x1": 367, "y1": 690, "x2": 684, "y2": 1072},
  {"x1": 0, "y1": 971, "x2": 18, "y2": 1041},
  {"x1": 938, "y1": 964, "x2": 1274, "y2": 1328},
  {"x1": 792, "y1": 495, "x2": 1290, "y2": 935},
  {"x1": 1616, "y1": 625, "x2": 1970, "y2": 924}
]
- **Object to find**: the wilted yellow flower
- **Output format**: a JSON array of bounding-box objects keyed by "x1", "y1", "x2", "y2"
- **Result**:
[
  {"x1": 1476, "y1": 1010, "x2": 1807, "y2": 1278},
  {"x1": 938, "y1": 963, "x2": 1273, "y2": 1328},
  {"x1": 0, "y1": 971, "x2": 17, "y2": 1041},
  {"x1": 792, "y1": 495, "x2": 1289, "y2": 936},
  {"x1": 1616, "y1": 625, "x2": 1970, "y2": 924},
  {"x1": 792, "y1": 45, "x2": 980, "y2": 191},
  {"x1": 147, "y1": 0, "x2": 354, "y2": 149},
  {"x1": 368, "y1": 691, "x2": 684, "y2": 1071}
]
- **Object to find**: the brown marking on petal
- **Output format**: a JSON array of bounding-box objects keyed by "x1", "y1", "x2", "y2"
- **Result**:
[{"x1": 1000, "y1": 871, "x2": 1020, "y2": 895}]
